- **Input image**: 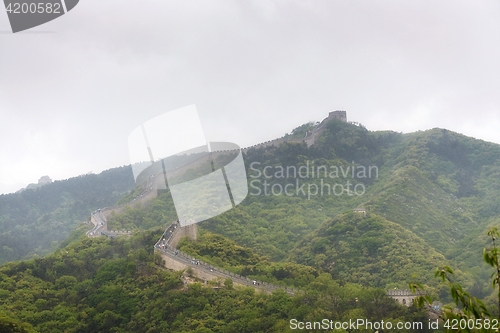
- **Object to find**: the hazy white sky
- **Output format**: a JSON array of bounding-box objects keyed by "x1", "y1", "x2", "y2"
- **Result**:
[{"x1": 1, "y1": 0, "x2": 499, "y2": 194}]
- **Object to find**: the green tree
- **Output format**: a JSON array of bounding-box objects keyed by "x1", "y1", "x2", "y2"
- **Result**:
[
  {"x1": 0, "y1": 312, "x2": 35, "y2": 333},
  {"x1": 410, "y1": 228, "x2": 500, "y2": 332}
]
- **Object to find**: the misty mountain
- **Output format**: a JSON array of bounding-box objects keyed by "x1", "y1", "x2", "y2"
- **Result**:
[
  {"x1": 2, "y1": 116, "x2": 500, "y2": 308},
  {"x1": 0, "y1": 166, "x2": 135, "y2": 265},
  {"x1": 201, "y1": 120, "x2": 500, "y2": 301}
]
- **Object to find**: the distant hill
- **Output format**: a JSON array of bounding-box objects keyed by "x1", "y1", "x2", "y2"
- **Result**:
[
  {"x1": 3, "y1": 114, "x2": 500, "y2": 307},
  {"x1": 0, "y1": 166, "x2": 135, "y2": 265},
  {"x1": 16, "y1": 175, "x2": 53, "y2": 193},
  {"x1": 288, "y1": 212, "x2": 470, "y2": 292},
  {"x1": 201, "y1": 119, "x2": 500, "y2": 300},
  {"x1": 99, "y1": 121, "x2": 499, "y2": 301}
]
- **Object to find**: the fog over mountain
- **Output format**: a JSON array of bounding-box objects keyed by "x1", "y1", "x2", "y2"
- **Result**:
[{"x1": 1, "y1": 0, "x2": 499, "y2": 194}]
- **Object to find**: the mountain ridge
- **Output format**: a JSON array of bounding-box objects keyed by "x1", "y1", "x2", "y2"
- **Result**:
[{"x1": 2, "y1": 115, "x2": 500, "y2": 302}]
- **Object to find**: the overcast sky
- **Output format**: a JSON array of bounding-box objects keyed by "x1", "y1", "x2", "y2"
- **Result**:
[{"x1": 1, "y1": 0, "x2": 499, "y2": 194}]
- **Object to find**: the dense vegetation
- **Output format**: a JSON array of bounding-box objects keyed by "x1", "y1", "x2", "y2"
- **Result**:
[
  {"x1": 183, "y1": 123, "x2": 490, "y2": 284},
  {"x1": 0, "y1": 166, "x2": 135, "y2": 265},
  {"x1": 78, "y1": 120, "x2": 500, "y2": 308},
  {"x1": 2, "y1": 117, "x2": 500, "y2": 331},
  {"x1": 0, "y1": 228, "x2": 430, "y2": 333},
  {"x1": 290, "y1": 212, "x2": 453, "y2": 286},
  {"x1": 409, "y1": 228, "x2": 500, "y2": 332},
  {"x1": 107, "y1": 192, "x2": 177, "y2": 231}
]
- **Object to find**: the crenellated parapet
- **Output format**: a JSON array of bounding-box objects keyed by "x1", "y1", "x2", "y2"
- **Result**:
[
  {"x1": 386, "y1": 289, "x2": 422, "y2": 306},
  {"x1": 154, "y1": 222, "x2": 295, "y2": 295}
]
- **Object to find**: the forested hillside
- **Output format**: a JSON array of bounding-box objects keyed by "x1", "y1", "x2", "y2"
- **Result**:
[
  {"x1": 288, "y1": 212, "x2": 470, "y2": 297},
  {"x1": 0, "y1": 166, "x2": 135, "y2": 265},
  {"x1": 0, "y1": 228, "x2": 430, "y2": 333},
  {"x1": 93, "y1": 119, "x2": 500, "y2": 301},
  {"x1": 203, "y1": 120, "x2": 500, "y2": 307},
  {"x1": 2, "y1": 117, "x2": 500, "y2": 331}
]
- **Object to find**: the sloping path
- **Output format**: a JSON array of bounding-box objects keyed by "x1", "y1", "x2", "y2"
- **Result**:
[
  {"x1": 83, "y1": 122, "x2": 328, "y2": 294},
  {"x1": 86, "y1": 182, "x2": 296, "y2": 295},
  {"x1": 154, "y1": 223, "x2": 296, "y2": 295}
]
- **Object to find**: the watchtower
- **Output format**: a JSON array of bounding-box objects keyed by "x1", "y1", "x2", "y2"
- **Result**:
[
  {"x1": 386, "y1": 289, "x2": 420, "y2": 306},
  {"x1": 328, "y1": 110, "x2": 347, "y2": 122}
]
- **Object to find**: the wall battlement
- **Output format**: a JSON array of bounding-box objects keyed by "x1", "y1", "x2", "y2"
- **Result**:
[
  {"x1": 328, "y1": 110, "x2": 347, "y2": 122},
  {"x1": 386, "y1": 289, "x2": 421, "y2": 306}
]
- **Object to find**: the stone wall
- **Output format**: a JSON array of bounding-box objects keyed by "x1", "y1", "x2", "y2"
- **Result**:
[
  {"x1": 90, "y1": 214, "x2": 98, "y2": 227},
  {"x1": 158, "y1": 251, "x2": 188, "y2": 271},
  {"x1": 328, "y1": 110, "x2": 347, "y2": 122},
  {"x1": 101, "y1": 189, "x2": 158, "y2": 222},
  {"x1": 156, "y1": 250, "x2": 274, "y2": 292},
  {"x1": 242, "y1": 137, "x2": 303, "y2": 153},
  {"x1": 168, "y1": 223, "x2": 198, "y2": 249},
  {"x1": 386, "y1": 289, "x2": 419, "y2": 307}
]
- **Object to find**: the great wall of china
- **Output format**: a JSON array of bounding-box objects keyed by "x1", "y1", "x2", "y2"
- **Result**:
[
  {"x1": 86, "y1": 111, "x2": 349, "y2": 294},
  {"x1": 84, "y1": 110, "x2": 426, "y2": 305},
  {"x1": 87, "y1": 181, "x2": 297, "y2": 294},
  {"x1": 154, "y1": 222, "x2": 296, "y2": 295}
]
